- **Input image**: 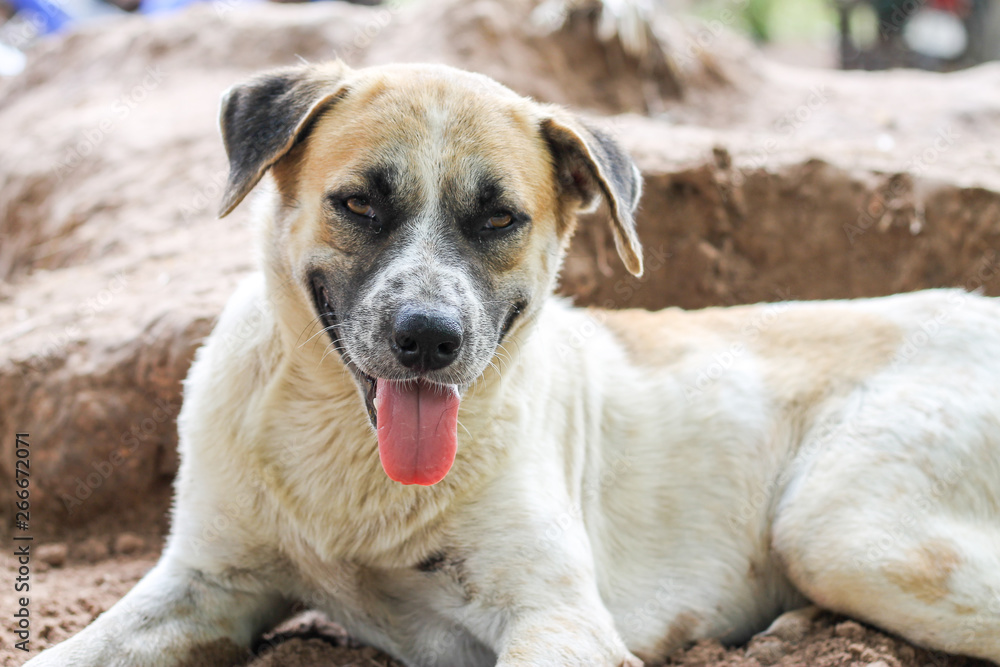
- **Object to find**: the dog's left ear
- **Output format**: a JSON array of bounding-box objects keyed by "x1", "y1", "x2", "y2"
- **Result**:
[
  {"x1": 217, "y1": 62, "x2": 351, "y2": 217},
  {"x1": 541, "y1": 113, "x2": 644, "y2": 277}
]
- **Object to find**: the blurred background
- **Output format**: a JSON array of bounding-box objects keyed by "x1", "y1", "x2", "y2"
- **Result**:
[
  {"x1": 692, "y1": 0, "x2": 1000, "y2": 70},
  {"x1": 5, "y1": 0, "x2": 1000, "y2": 76}
]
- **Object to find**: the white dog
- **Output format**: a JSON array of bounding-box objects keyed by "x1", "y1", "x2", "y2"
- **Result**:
[{"x1": 27, "y1": 61, "x2": 1000, "y2": 667}]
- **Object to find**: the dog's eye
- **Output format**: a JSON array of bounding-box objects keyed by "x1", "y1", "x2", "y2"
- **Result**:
[
  {"x1": 486, "y1": 213, "x2": 513, "y2": 230},
  {"x1": 346, "y1": 197, "x2": 376, "y2": 218}
]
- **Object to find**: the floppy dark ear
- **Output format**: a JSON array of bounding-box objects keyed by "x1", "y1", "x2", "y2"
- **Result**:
[
  {"x1": 217, "y1": 62, "x2": 351, "y2": 217},
  {"x1": 541, "y1": 113, "x2": 644, "y2": 276}
]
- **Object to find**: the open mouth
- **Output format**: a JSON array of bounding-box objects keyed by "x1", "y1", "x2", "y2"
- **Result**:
[
  {"x1": 310, "y1": 276, "x2": 462, "y2": 486},
  {"x1": 310, "y1": 276, "x2": 378, "y2": 427},
  {"x1": 499, "y1": 299, "x2": 527, "y2": 344},
  {"x1": 308, "y1": 271, "x2": 529, "y2": 487}
]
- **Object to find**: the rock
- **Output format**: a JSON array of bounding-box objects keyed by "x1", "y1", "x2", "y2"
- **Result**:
[
  {"x1": 37, "y1": 542, "x2": 68, "y2": 567},
  {"x1": 759, "y1": 607, "x2": 816, "y2": 643},
  {"x1": 76, "y1": 537, "x2": 110, "y2": 563},
  {"x1": 745, "y1": 635, "x2": 789, "y2": 665},
  {"x1": 835, "y1": 620, "x2": 867, "y2": 641},
  {"x1": 113, "y1": 532, "x2": 146, "y2": 555}
]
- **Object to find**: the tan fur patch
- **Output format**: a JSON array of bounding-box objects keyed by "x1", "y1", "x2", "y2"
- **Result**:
[
  {"x1": 601, "y1": 306, "x2": 747, "y2": 368},
  {"x1": 886, "y1": 539, "x2": 962, "y2": 604},
  {"x1": 603, "y1": 304, "x2": 902, "y2": 412},
  {"x1": 751, "y1": 309, "x2": 901, "y2": 407}
]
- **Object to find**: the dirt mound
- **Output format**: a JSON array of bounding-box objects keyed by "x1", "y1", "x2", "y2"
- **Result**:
[{"x1": 2, "y1": 1, "x2": 1000, "y2": 666}]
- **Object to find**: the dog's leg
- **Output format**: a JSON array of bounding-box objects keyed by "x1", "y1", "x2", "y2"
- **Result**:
[
  {"x1": 744, "y1": 606, "x2": 820, "y2": 664},
  {"x1": 776, "y1": 514, "x2": 1000, "y2": 663},
  {"x1": 771, "y1": 398, "x2": 1000, "y2": 664},
  {"x1": 24, "y1": 548, "x2": 292, "y2": 667},
  {"x1": 494, "y1": 607, "x2": 642, "y2": 667},
  {"x1": 756, "y1": 605, "x2": 820, "y2": 642},
  {"x1": 449, "y1": 491, "x2": 642, "y2": 667}
]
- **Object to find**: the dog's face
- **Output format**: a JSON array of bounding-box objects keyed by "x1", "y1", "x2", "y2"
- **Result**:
[{"x1": 218, "y1": 62, "x2": 643, "y2": 485}]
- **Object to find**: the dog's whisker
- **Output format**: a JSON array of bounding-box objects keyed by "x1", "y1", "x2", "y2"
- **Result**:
[
  {"x1": 296, "y1": 314, "x2": 332, "y2": 349},
  {"x1": 502, "y1": 338, "x2": 523, "y2": 357},
  {"x1": 493, "y1": 354, "x2": 509, "y2": 373},
  {"x1": 318, "y1": 339, "x2": 351, "y2": 368},
  {"x1": 299, "y1": 319, "x2": 340, "y2": 349}
]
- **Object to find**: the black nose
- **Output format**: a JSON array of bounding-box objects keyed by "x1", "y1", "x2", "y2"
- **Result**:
[{"x1": 392, "y1": 307, "x2": 464, "y2": 372}]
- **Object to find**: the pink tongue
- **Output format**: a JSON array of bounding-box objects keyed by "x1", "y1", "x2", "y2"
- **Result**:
[{"x1": 375, "y1": 379, "x2": 460, "y2": 485}]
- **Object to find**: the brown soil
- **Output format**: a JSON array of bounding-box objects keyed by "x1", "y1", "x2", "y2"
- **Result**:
[
  {"x1": 1, "y1": 547, "x2": 990, "y2": 667},
  {"x1": 2, "y1": 0, "x2": 1000, "y2": 665}
]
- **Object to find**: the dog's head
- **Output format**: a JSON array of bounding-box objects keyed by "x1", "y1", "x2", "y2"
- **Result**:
[{"x1": 218, "y1": 62, "x2": 642, "y2": 485}]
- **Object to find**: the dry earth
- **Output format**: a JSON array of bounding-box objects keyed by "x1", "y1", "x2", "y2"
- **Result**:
[
  {"x1": 2, "y1": 0, "x2": 1000, "y2": 665},
  {"x1": 0, "y1": 546, "x2": 991, "y2": 667}
]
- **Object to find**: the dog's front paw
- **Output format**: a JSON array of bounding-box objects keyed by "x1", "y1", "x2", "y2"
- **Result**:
[
  {"x1": 498, "y1": 619, "x2": 643, "y2": 667},
  {"x1": 621, "y1": 653, "x2": 644, "y2": 667},
  {"x1": 22, "y1": 638, "x2": 106, "y2": 667},
  {"x1": 498, "y1": 647, "x2": 643, "y2": 667}
]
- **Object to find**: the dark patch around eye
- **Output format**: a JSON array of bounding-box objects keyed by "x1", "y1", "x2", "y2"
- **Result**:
[
  {"x1": 476, "y1": 177, "x2": 501, "y2": 210},
  {"x1": 442, "y1": 170, "x2": 529, "y2": 240},
  {"x1": 366, "y1": 164, "x2": 398, "y2": 201},
  {"x1": 326, "y1": 163, "x2": 418, "y2": 235}
]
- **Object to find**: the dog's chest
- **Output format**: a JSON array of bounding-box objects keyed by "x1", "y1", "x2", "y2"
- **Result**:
[
  {"x1": 285, "y1": 540, "x2": 494, "y2": 663},
  {"x1": 250, "y1": 392, "x2": 463, "y2": 561}
]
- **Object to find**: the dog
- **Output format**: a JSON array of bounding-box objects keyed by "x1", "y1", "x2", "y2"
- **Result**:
[{"x1": 27, "y1": 61, "x2": 1000, "y2": 667}]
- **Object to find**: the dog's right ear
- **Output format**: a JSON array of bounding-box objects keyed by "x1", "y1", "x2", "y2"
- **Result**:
[
  {"x1": 217, "y1": 62, "x2": 351, "y2": 217},
  {"x1": 540, "y1": 110, "x2": 644, "y2": 277}
]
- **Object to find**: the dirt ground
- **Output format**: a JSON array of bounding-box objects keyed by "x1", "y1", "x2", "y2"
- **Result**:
[
  {"x1": 0, "y1": 546, "x2": 991, "y2": 667},
  {"x1": 3, "y1": 0, "x2": 1000, "y2": 665}
]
